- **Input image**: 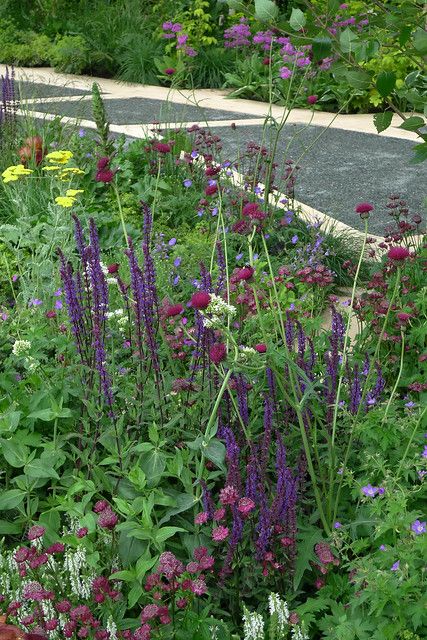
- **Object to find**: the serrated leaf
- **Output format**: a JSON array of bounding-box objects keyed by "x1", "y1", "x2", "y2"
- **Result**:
[
  {"x1": 345, "y1": 70, "x2": 371, "y2": 90},
  {"x1": 340, "y1": 27, "x2": 359, "y2": 53},
  {"x1": 376, "y1": 71, "x2": 396, "y2": 97},
  {"x1": 289, "y1": 7, "x2": 306, "y2": 30},
  {"x1": 399, "y1": 116, "x2": 425, "y2": 131},
  {"x1": 373, "y1": 111, "x2": 393, "y2": 133},
  {"x1": 255, "y1": 0, "x2": 279, "y2": 21}
]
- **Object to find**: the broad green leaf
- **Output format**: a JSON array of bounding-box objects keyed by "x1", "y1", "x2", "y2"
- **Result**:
[
  {"x1": 25, "y1": 458, "x2": 59, "y2": 480},
  {"x1": 327, "y1": 0, "x2": 340, "y2": 14},
  {"x1": 376, "y1": 71, "x2": 396, "y2": 98},
  {"x1": 128, "y1": 583, "x2": 143, "y2": 608},
  {"x1": 339, "y1": 28, "x2": 358, "y2": 53},
  {"x1": 0, "y1": 439, "x2": 30, "y2": 467},
  {"x1": 413, "y1": 27, "x2": 427, "y2": 55},
  {"x1": 0, "y1": 520, "x2": 21, "y2": 534},
  {"x1": 399, "y1": 116, "x2": 425, "y2": 132},
  {"x1": 159, "y1": 493, "x2": 196, "y2": 525},
  {"x1": 289, "y1": 7, "x2": 306, "y2": 31},
  {"x1": 140, "y1": 449, "x2": 166, "y2": 487},
  {"x1": 0, "y1": 489, "x2": 26, "y2": 511},
  {"x1": 255, "y1": 0, "x2": 279, "y2": 22},
  {"x1": 294, "y1": 527, "x2": 324, "y2": 590},
  {"x1": 0, "y1": 410, "x2": 21, "y2": 433},
  {"x1": 205, "y1": 439, "x2": 226, "y2": 471},
  {"x1": 312, "y1": 36, "x2": 332, "y2": 61},
  {"x1": 154, "y1": 526, "x2": 186, "y2": 544},
  {"x1": 136, "y1": 555, "x2": 158, "y2": 580},
  {"x1": 399, "y1": 25, "x2": 412, "y2": 47},
  {"x1": 27, "y1": 409, "x2": 55, "y2": 421},
  {"x1": 344, "y1": 70, "x2": 371, "y2": 90},
  {"x1": 148, "y1": 423, "x2": 159, "y2": 445},
  {"x1": 373, "y1": 111, "x2": 393, "y2": 134}
]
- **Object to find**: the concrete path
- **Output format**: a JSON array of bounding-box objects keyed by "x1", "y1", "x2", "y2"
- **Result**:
[{"x1": 2, "y1": 65, "x2": 425, "y2": 236}]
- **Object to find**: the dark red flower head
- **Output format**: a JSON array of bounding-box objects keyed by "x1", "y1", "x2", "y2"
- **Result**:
[
  {"x1": 153, "y1": 142, "x2": 171, "y2": 154},
  {"x1": 164, "y1": 68, "x2": 176, "y2": 76},
  {"x1": 209, "y1": 342, "x2": 227, "y2": 364},
  {"x1": 190, "y1": 291, "x2": 211, "y2": 310},
  {"x1": 205, "y1": 184, "x2": 218, "y2": 196},
  {"x1": 387, "y1": 246, "x2": 410, "y2": 261},
  {"x1": 355, "y1": 202, "x2": 374, "y2": 218},
  {"x1": 307, "y1": 94, "x2": 318, "y2": 105},
  {"x1": 165, "y1": 303, "x2": 184, "y2": 317},
  {"x1": 236, "y1": 266, "x2": 254, "y2": 281},
  {"x1": 242, "y1": 202, "x2": 265, "y2": 220},
  {"x1": 96, "y1": 169, "x2": 115, "y2": 183},
  {"x1": 107, "y1": 263, "x2": 119, "y2": 274},
  {"x1": 97, "y1": 157, "x2": 110, "y2": 170},
  {"x1": 254, "y1": 343, "x2": 267, "y2": 353}
]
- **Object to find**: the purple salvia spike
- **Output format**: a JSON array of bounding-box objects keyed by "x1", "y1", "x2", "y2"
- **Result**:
[{"x1": 215, "y1": 241, "x2": 226, "y2": 295}]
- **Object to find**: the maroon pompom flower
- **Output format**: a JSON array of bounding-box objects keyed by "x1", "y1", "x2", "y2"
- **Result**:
[
  {"x1": 96, "y1": 169, "x2": 115, "y2": 183},
  {"x1": 190, "y1": 291, "x2": 211, "y2": 310},
  {"x1": 235, "y1": 266, "x2": 254, "y2": 281},
  {"x1": 165, "y1": 303, "x2": 184, "y2": 317},
  {"x1": 97, "y1": 157, "x2": 110, "y2": 170},
  {"x1": 27, "y1": 525, "x2": 46, "y2": 541},
  {"x1": 387, "y1": 246, "x2": 410, "y2": 261},
  {"x1": 219, "y1": 485, "x2": 239, "y2": 505},
  {"x1": 307, "y1": 94, "x2": 318, "y2": 105},
  {"x1": 164, "y1": 68, "x2": 176, "y2": 76},
  {"x1": 153, "y1": 142, "x2": 171, "y2": 154},
  {"x1": 93, "y1": 500, "x2": 109, "y2": 513},
  {"x1": 212, "y1": 526, "x2": 229, "y2": 542},
  {"x1": 355, "y1": 202, "x2": 374, "y2": 218},
  {"x1": 209, "y1": 342, "x2": 227, "y2": 364},
  {"x1": 242, "y1": 202, "x2": 265, "y2": 220},
  {"x1": 97, "y1": 507, "x2": 118, "y2": 530},
  {"x1": 254, "y1": 343, "x2": 267, "y2": 353},
  {"x1": 205, "y1": 184, "x2": 218, "y2": 196},
  {"x1": 107, "y1": 263, "x2": 119, "y2": 274}
]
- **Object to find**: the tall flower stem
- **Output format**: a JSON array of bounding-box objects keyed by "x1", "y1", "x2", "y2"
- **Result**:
[
  {"x1": 381, "y1": 330, "x2": 405, "y2": 425},
  {"x1": 112, "y1": 183, "x2": 129, "y2": 248}
]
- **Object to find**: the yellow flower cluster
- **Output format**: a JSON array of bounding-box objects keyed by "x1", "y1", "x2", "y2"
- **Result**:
[
  {"x1": 42, "y1": 150, "x2": 85, "y2": 181},
  {"x1": 2, "y1": 164, "x2": 34, "y2": 183},
  {"x1": 45, "y1": 150, "x2": 74, "y2": 165},
  {"x1": 55, "y1": 189, "x2": 84, "y2": 208}
]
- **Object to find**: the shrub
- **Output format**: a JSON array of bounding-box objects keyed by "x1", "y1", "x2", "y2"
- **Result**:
[{"x1": 49, "y1": 35, "x2": 90, "y2": 74}]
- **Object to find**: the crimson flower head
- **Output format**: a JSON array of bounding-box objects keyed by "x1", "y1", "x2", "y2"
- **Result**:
[
  {"x1": 165, "y1": 303, "x2": 184, "y2": 317},
  {"x1": 153, "y1": 142, "x2": 171, "y2": 154},
  {"x1": 164, "y1": 68, "x2": 176, "y2": 76},
  {"x1": 242, "y1": 202, "x2": 265, "y2": 220},
  {"x1": 237, "y1": 497, "x2": 256, "y2": 515},
  {"x1": 254, "y1": 343, "x2": 267, "y2": 353},
  {"x1": 387, "y1": 246, "x2": 410, "y2": 261},
  {"x1": 205, "y1": 183, "x2": 218, "y2": 196},
  {"x1": 97, "y1": 157, "x2": 110, "y2": 170},
  {"x1": 97, "y1": 507, "x2": 118, "y2": 530},
  {"x1": 107, "y1": 263, "x2": 119, "y2": 274},
  {"x1": 96, "y1": 169, "x2": 115, "y2": 183},
  {"x1": 209, "y1": 342, "x2": 227, "y2": 364},
  {"x1": 307, "y1": 94, "x2": 318, "y2": 105},
  {"x1": 27, "y1": 525, "x2": 46, "y2": 541},
  {"x1": 190, "y1": 291, "x2": 211, "y2": 309},
  {"x1": 355, "y1": 202, "x2": 374, "y2": 218},
  {"x1": 236, "y1": 266, "x2": 254, "y2": 281}
]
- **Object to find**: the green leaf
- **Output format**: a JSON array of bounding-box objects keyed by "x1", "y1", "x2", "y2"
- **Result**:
[
  {"x1": 0, "y1": 489, "x2": 26, "y2": 510},
  {"x1": 413, "y1": 27, "x2": 427, "y2": 55},
  {"x1": 0, "y1": 410, "x2": 21, "y2": 433},
  {"x1": 344, "y1": 70, "x2": 371, "y2": 90},
  {"x1": 289, "y1": 7, "x2": 306, "y2": 30},
  {"x1": 373, "y1": 111, "x2": 393, "y2": 133},
  {"x1": 410, "y1": 142, "x2": 427, "y2": 164},
  {"x1": 255, "y1": 0, "x2": 279, "y2": 22},
  {"x1": 0, "y1": 439, "x2": 30, "y2": 467},
  {"x1": 0, "y1": 520, "x2": 22, "y2": 534},
  {"x1": 27, "y1": 409, "x2": 55, "y2": 421},
  {"x1": 148, "y1": 423, "x2": 159, "y2": 445},
  {"x1": 159, "y1": 493, "x2": 196, "y2": 525},
  {"x1": 399, "y1": 116, "x2": 425, "y2": 132},
  {"x1": 399, "y1": 25, "x2": 412, "y2": 47},
  {"x1": 136, "y1": 555, "x2": 158, "y2": 580},
  {"x1": 205, "y1": 439, "x2": 226, "y2": 471},
  {"x1": 25, "y1": 458, "x2": 60, "y2": 480},
  {"x1": 294, "y1": 527, "x2": 324, "y2": 590},
  {"x1": 339, "y1": 27, "x2": 359, "y2": 53},
  {"x1": 140, "y1": 449, "x2": 166, "y2": 487},
  {"x1": 327, "y1": 0, "x2": 340, "y2": 14},
  {"x1": 128, "y1": 583, "x2": 143, "y2": 608},
  {"x1": 154, "y1": 526, "x2": 186, "y2": 544},
  {"x1": 376, "y1": 71, "x2": 396, "y2": 98},
  {"x1": 312, "y1": 36, "x2": 332, "y2": 61}
]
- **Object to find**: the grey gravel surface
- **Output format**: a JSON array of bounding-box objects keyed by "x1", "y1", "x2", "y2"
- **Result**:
[
  {"x1": 29, "y1": 97, "x2": 258, "y2": 125},
  {"x1": 213, "y1": 122, "x2": 425, "y2": 234},
  {"x1": 17, "y1": 82, "x2": 89, "y2": 99}
]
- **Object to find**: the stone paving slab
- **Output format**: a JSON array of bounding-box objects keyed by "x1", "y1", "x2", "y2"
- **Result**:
[
  {"x1": 27, "y1": 97, "x2": 259, "y2": 125},
  {"x1": 213, "y1": 123, "x2": 424, "y2": 235},
  {"x1": 16, "y1": 81, "x2": 89, "y2": 99}
]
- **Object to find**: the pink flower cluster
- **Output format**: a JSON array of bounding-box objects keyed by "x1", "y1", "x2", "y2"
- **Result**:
[{"x1": 162, "y1": 21, "x2": 197, "y2": 57}]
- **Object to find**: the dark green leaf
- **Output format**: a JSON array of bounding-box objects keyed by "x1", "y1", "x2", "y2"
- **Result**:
[
  {"x1": 312, "y1": 37, "x2": 332, "y2": 61},
  {"x1": 140, "y1": 449, "x2": 166, "y2": 487},
  {"x1": 0, "y1": 489, "x2": 26, "y2": 510},
  {"x1": 0, "y1": 439, "x2": 30, "y2": 467},
  {"x1": 344, "y1": 70, "x2": 371, "y2": 90},
  {"x1": 205, "y1": 439, "x2": 226, "y2": 471},
  {"x1": 0, "y1": 520, "x2": 22, "y2": 534},
  {"x1": 373, "y1": 111, "x2": 393, "y2": 133},
  {"x1": 376, "y1": 71, "x2": 396, "y2": 98},
  {"x1": 399, "y1": 116, "x2": 425, "y2": 132},
  {"x1": 294, "y1": 527, "x2": 324, "y2": 590},
  {"x1": 413, "y1": 27, "x2": 427, "y2": 55},
  {"x1": 340, "y1": 28, "x2": 359, "y2": 54},
  {"x1": 25, "y1": 458, "x2": 60, "y2": 480}
]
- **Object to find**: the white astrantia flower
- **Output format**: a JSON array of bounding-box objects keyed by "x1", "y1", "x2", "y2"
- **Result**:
[
  {"x1": 243, "y1": 606, "x2": 264, "y2": 640},
  {"x1": 268, "y1": 593, "x2": 289, "y2": 635},
  {"x1": 12, "y1": 339, "x2": 31, "y2": 356}
]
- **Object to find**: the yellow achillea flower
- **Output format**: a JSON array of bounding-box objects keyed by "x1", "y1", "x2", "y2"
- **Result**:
[
  {"x1": 42, "y1": 165, "x2": 61, "y2": 171},
  {"x1": 45, "y1": 150, "x2": 73, "y2": 164},
  {"x1": 58, "y1": 167, "x2": 85, "y2": 180},
  {"x1": 55, "y1": 188, "x2": 84, "y2": 208},
  {"x1": 55, "y1": 196, "x2": 75, "y2": 208},
  {"x1": 2, "y1": 164, "x2": 34, "y2": 183}
]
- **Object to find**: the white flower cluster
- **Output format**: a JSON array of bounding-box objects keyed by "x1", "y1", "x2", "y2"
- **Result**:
[
  {"x1": 202, "y1": 293, "x2": 236, "y2": 328},
  {"x1": 106, "y1": 616, "x2": 118, "y2": 640},
  {"x1": 106, "y1": 308, "x2": 128, "y2": 330},
  {"x1": 99, "y1": 262, "x2": 117, "y2": 285},
  {"x1": 243, "y1": 606, "x2": 265, "y2": 640},
  {"x1": 64, "y1": 546, "x2": 92, "y2": 598},
  {"x1": 268, "y1": 593, "x2": 289, "y2": 636},
  {"x1": 12, "y1": 339, "x2": 31, "y2": 356},
  {"x1": 238, "y1": 345, "x2": 257, "y2": 363},
  {"x1": 291, "y1": 625, "x2": 309, "y2": 640}
]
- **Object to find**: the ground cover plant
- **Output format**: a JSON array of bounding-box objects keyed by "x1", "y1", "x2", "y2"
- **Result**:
[
  {"x1": 0, "y1": 0, "x2": 426, "y2": 122},
  {"x1": 0, "y1": 55, "x2": 426, "y2": 640}
]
